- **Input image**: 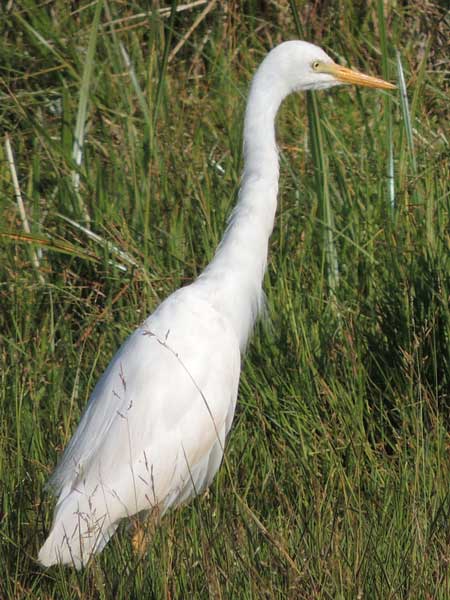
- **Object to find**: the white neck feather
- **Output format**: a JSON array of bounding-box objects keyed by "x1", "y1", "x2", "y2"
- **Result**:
[{"x1": 197, "y1": 63, "x2": 288, "y2": 350}]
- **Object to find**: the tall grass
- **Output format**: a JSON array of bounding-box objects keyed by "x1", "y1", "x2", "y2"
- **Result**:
[{"x1": 1, "y1": 1, "x2": 448, "y2": 598}]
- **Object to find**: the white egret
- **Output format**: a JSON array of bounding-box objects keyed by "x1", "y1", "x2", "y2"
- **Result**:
[{"x1": 39, "y1": 41, "x2": 394, "y2": 569}]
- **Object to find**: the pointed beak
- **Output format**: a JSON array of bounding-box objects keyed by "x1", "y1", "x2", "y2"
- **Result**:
[{"x1": 322, "y1": 63, "x2": 395, "y2": 90}]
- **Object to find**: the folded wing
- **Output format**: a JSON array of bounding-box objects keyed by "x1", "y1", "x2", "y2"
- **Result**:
[{"x1": 39, "y1": 285, "x2": 240, "y2": 568}]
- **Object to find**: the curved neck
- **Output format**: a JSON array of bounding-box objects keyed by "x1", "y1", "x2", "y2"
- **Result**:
[
  {"x1": 242, "y1": 70, "x2": 285, "y2": 186},
  {"x1": 198, "y1": 66, "x2": 288, "y2": 349}
]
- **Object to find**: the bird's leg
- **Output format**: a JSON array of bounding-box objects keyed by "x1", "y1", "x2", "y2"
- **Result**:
[{"x1": 131, "y1": 505, "x2": 161, "y2": 557}]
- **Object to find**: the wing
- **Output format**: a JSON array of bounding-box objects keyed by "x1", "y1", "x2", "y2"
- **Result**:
[{"x1": 39, "y1": 283, "x2": 240, "y2": 567}]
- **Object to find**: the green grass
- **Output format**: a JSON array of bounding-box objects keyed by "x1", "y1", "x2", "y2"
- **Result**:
[{"x1": 1, "y1": 1, "x2": 449, "y2": 598}]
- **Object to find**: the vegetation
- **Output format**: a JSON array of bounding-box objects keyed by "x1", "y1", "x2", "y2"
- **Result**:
[{"x1": 1, "y1": 1, "x2": 448, "y2": 598}]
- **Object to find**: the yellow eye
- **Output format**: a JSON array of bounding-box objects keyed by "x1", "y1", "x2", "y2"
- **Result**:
[{"x1": 312, "y1": 61, "x2": 321, "y2": 71}]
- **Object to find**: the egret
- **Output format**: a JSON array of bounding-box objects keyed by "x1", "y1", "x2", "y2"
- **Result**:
[{"x1": 39, "y1": 41, "x2": 394, "y2": 568}]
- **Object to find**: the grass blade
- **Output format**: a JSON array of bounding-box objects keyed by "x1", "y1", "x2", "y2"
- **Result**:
[
  {"x1": 0, "y1": 229, "x2": 99, "y2": 262},
  {"x1": 307, "y1": 92, "x2": 340, "y2": 299},
  {"x1": 377, "y1": 0, "x2": 396, "y2": 212},
  {"x1": 71, "y1": 0, "x2": 103, "y2": 222},
  {"x1": 396, "y1": 49, "x2": 417, "y2": 176},
  {"x1": 4, "y1": 135, "x2": 45, "y2": 284}
]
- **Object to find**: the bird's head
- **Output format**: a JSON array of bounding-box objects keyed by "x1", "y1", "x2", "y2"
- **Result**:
[{"x1": 258, "y1": 41, "x2": 395, "y2": 96}]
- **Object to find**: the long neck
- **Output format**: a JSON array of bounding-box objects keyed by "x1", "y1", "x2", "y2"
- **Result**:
[{"x1": 198, "y1": 68, "x2": 287, "y2": 350}]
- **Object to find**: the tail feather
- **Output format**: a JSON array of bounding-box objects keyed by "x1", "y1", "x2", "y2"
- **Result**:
[{"x1": 39, "y1": 493, "x2": 118, "y2": 569}]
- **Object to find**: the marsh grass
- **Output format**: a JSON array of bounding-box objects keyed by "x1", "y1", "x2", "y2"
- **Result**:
[{"x1": 1, "y1": 1, "x2": 449, "y2": 598}]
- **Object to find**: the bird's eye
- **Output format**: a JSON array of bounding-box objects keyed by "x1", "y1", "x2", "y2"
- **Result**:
[{"x1": 312, "y1": 61, "x2": 321, "y2": 71}]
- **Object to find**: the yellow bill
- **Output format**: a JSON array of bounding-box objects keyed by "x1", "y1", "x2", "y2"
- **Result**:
[{"x1": 320, "y1": 63, "x2": 395, "y2": 90}]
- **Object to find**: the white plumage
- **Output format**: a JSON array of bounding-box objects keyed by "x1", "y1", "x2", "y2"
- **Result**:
[{"x1": 39, "y1": 41, "x2": 393, "y2": 568}]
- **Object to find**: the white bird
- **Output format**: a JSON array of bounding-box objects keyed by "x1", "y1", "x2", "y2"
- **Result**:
[{"x1": 39, "y1": 41, "x2": 394, "y2": 569}]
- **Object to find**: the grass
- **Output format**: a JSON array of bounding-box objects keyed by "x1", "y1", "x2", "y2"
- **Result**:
[{"x1": 1, "y1": 1, "x2": 449, "y2": 598}]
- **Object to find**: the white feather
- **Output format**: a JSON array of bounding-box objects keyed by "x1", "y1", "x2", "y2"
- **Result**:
[{"x1": 39, "y1": 41, "x2": 392, "y2": 568}]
